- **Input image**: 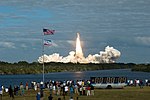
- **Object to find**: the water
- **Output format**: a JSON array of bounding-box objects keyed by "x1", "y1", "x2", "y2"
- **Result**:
[{"x1": 0, "y1": 69, "x2": 150, "y2": 87}]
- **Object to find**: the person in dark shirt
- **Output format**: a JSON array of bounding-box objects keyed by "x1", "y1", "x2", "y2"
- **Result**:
[
  {"x1": 48, "y1": 94, "x2": 53, "y2": 100},
  {"x1": 58, "y1": 98, "x2": 61, "y2": 100},
  {"x1": 140, "y1": 80, "x2": 143, "y2": 88},
  {"x1": 90, "y1": 85, "x2": 94, "y2": 96},
  {"x1": 8, "y1": 85, "x2": 14, "y2": 99},
  {"x1": 40, "y1": 88, "x2": 44, "y2": 98}
]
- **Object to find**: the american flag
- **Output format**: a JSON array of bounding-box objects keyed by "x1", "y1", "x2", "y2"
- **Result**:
[{"x1": 43, "y1": 28, "x2": 55, "y2": 35}]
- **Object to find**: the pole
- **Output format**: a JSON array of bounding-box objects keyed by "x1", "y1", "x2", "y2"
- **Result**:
[{"x1": 42, "y1": 32, "x2": 45, "y2": 87}]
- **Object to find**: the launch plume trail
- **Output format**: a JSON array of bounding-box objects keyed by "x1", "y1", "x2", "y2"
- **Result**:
[
  {"x1": 38, "y1": 33, "x2": 121, "y2": 64},
  {"x1": 75, "y1": 33, "x2": 84, "y2": 59}
]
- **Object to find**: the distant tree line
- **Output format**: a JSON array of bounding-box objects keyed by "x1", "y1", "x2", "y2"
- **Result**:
[{"x1": 0, "y1": 61, "x2": 149, "y2": 75}]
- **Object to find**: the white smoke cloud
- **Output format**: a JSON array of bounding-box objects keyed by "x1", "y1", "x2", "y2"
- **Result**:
[{"x1": 38, "y1": 46, "x2": 121, "y2": 64}]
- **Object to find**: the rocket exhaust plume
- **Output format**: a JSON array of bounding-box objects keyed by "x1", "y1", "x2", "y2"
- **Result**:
[
  {"x1": 75, "y1": 33, "x2": 84, "y2": 59},
  {"x1": 38, "y1": 32, "x2": 121, "y2": 64}
]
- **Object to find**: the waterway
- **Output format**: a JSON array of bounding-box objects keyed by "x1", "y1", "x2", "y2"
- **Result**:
[{"x1": 0, "y1": 69, "x2": 150, "y2": 87}]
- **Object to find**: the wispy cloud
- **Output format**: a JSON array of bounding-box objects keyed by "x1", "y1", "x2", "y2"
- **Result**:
[
  {"x1": 20, "y1": 44, "x2": 27, "y2": 48},
  {"x1": 51, "y1": 42, "x2": 58, "y2": 47},
  {"x1": 0, "y1": 41, "x2": 16, "y2": 48},
  {"x1": 135, "y1": 36, "x2": 150, "y2": 46},
  {"x1": 66, "y1": 40, "x2": 75, "y2": 46},
  {"x1": 53, "y1": 40, "x2": 72, "y2": 48}
]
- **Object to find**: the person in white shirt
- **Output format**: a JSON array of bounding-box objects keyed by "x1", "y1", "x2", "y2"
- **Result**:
[{"x1": 65, "y1": 86, "x2": 68, "y2": 95}]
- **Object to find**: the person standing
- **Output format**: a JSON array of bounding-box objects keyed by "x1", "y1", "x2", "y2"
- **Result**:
[
  {"x1": 26, "y1": 82, "x2": 29, "y2": 90},
  {"x1": 20, "y1": 82, "x2": 24, "y2": 96},
  {"x1": 48, "y1": 94, "x2": 53, "y2": 100},
  {"x1": 74, "y1": 84, "x2": 79, "y2": 95},
  {"x1": 86, "y1": 85, "x2": 91, "y2": 96},
  {"x1": 36, "y1": 92, "x2": 40, "y2": 100},
  {"x1": 90, "y1": 85, "x2": 94, "y2": 96},
  {"x1": 8, "y1": 85, "x2": 14, "y2": 99},
  {"x1": 58, "y1": 98, "x2": 61, "y2": 100},
  {"x1": 140, "y1": 80, "x2": 143, "y2": 88},
  {"x1": 64, "y1": 85, "x2": 68, "y2": 96},
  {"x1": 69, "y1": 86, "x2": 74, "y2": 97},
  {"x1": 53, "y1": 85, "x2": 56, "y2": 95},
  {"x1": 82, "y1": 85, "x2": 86, "y2": 95},
  {"x1": 0, "y1": 85, "x2": 2, "y2": 100},
  {"x1": 40, "y1": 88, "x2": 44, "y2": 98},
  {"x1": 57, "y1": 85, "x2": 61, "y2": 96},
  {"x1": 79, "y1": 86, "x2": 82, "y2": 95},
  {"x1": 14, "y1": 86, "x2": 17, "y2": 96}
]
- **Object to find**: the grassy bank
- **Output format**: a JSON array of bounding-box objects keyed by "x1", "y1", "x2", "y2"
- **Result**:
[{"x1": 1, "y1": 86, "x2": 150, "y2": 100}]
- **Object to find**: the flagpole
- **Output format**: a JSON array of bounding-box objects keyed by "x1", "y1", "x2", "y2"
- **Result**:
[
  {"x1": 42, "y1": 28, "x2": 55, "y2": 88},
  {"x1": 42, "y1": 30, "x2": 45, "y2": 87}
]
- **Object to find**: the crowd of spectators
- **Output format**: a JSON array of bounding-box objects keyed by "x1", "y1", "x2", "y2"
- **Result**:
[
  {"x1": 0, "y1": 80, "x2": 95, "y2": 100},
  {"x1": 0, "y1": 79, "x2": 150, "y2": 100},
  {"x1": 127, "y1": 79, "x2": 150, "y2": 88},
  {"x1": 38, "y1": 80, "x2": 95, "y2": 100}
]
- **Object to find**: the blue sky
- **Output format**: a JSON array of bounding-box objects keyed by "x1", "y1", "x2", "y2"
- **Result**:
[{"x1": 0, "y1": 0, "x2": 150, "y2": 63}]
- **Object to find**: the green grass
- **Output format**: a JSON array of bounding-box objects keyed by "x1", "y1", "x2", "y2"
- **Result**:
[{"x1": 1, "y1": 86, "x2": 150, "y2": 100}]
